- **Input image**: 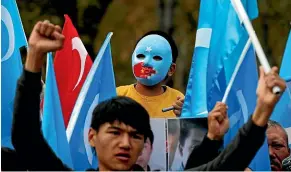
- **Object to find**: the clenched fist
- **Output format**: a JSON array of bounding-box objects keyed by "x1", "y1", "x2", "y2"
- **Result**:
[
  {"x1": 207, "y1": 102, "x2": 229, "y2": 141},
  {"x1": 252, "y1": 66, "x2": 286, "y2": 127},
  {"x1": 25, "y1": 20, "x2": 65, "y2": 72}
]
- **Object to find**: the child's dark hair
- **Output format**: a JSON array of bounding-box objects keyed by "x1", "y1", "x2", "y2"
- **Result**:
[
  {"x1": 90, "y1": 96, "x2": 151, "y2": 140},
  {"x1": 137, "y1": 30, "x2": 178, "y2": 63}
]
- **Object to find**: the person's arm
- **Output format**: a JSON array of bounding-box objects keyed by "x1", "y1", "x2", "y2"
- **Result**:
[
  {"x1": 1, "y1": 147, "x2": 27, "y2": 171},
  {"x1": 185, "y1": 102, "x2": 227, "y2": 170},
  {"x1": 11, "y1": 20, "x2": 71, "y2": 171},
  {"x1": 187, "y1": 116, "x2": 266, "y2": 171},
  {"x1": 185, "y1": 135, "x2": 222, "y2": 169},
  {"x1": 186, "y1": 66, "x2": 286, "y2": 171}
]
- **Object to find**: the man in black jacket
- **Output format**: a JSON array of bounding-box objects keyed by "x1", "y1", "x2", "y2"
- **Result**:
[
  {"x1": 184, "y1": 102, "x2": 226, "y2": 170},
  {"x1": 11, "y1": 20, "x2": 152, "y2": 171},
  {"x1": 185, "y1": 119, "x2": 291, "y2": 171},
  {"x1": 184, "y1": 66, "x2": 286, "y2": 171},
  {"x1": 1, "y1": 147, "x2": 27, "y2": 171},
  {"x1": 177, "y1": 118, "x2": 207, "y2": 170}
]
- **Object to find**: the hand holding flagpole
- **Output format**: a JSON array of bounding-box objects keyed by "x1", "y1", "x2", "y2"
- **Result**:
[{"x1": 231, "y1": 0, "x2": 281, "y2": 95}]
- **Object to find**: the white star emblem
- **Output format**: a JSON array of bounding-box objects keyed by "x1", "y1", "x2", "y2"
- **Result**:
[{"x1": 146, "y1": 46, "x2": 152, "y2": 52}]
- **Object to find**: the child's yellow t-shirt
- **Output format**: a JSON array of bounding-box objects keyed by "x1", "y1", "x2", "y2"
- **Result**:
[{"x1": 117, "y1": 84, "x2": 184, "y2": 118}]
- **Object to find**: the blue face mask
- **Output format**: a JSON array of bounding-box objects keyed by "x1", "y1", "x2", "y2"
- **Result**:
[{"x1": 132, "y1": 35, "x2": 172, "y2": 86}]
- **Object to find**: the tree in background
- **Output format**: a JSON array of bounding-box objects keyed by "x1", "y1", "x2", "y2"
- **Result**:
[
  {"x1": 158, "y1": 0, "x2": 177, "y2": 87},
  {"x1": 18, "y1": 0, "x2": 291, "y2": 92}
]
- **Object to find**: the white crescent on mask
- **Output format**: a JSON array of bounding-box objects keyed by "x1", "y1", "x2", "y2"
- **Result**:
[
  {"x1": 72, "y1": 37, "x2": 88, "y2": 90},
  {"x1": 83, "y1": 93, "x2": 99, "y2": 165},
  {"x1": 1, "y1": 5, "x2": 15, "y2": 62}
]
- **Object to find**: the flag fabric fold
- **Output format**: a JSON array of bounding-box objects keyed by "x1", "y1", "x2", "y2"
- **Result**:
[
  {"x1": 223, "y1": 41, "x2": 270, "y2": 170},
  {"x1": 182, "y1": 0, "x2": 270, "y2": 170},
  {"x1": 1, "y1": 0, "x2": 27, "y2": 148},
  {"x1": 66, "y1": 32, "x2": 116, "y2": 170},
  {"x1": 207, "y1": 0, "x2": 258, "y2": 111},
  {"x1": 54, "y1": 14, "x2": 93, "y2": 128},
  {"x1": 42, "y1": 52, "x2": 73, "y2": 168},
  {"x1": 271, "y1": 29, "x2": 291, "y2": 147},
  {"x1": 181, "y1": 0, "x2": 216, "y2": 118}
]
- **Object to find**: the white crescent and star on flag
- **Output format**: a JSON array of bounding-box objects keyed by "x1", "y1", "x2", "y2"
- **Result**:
[
  {"x1": 1, "y1": 5, "x2": 15, "y2": 62},
  {"x1": 72, "y1": 37, "x2": 88, "y2": 90},
  {"x1": 83, "y1": 93, "x2": 100, "y2": 165}
]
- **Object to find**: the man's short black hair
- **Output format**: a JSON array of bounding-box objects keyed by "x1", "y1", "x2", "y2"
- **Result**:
[
  {"x1": 91, "y1": 96, "x2": 151, "y2": 141},
  {"x1": 179, "y1": 118, "x2": 207, "y2": 146},
  {"x1": 137, "y1": 30, "x2": 178, "y2": 63}
]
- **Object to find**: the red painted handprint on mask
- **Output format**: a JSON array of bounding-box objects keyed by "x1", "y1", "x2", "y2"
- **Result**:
[{"x1": 133, "y1": 62, "x2": 156, "y2": 79}]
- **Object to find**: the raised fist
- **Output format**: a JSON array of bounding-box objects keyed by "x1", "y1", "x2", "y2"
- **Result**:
[
  {"x1": 256, "y1": 66, "x2": 286, "y2": 110},
  {"x1": 28, "y1": 20, "x2": 65, "y2": 55},
  {"x1": 25, "y1": 20, "x2": 65, "y2": 72},
  {"x1": 207, "y1": 102, "x2": 229, "y2": 140}
]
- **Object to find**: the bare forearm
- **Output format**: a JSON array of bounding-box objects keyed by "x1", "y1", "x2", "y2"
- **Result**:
[
  {"x1": 25, "y1": 49, "x2": 45, "y2": 73},
  {"x1": 252, "y1": 100, "x2": 274, "y2": 127}
]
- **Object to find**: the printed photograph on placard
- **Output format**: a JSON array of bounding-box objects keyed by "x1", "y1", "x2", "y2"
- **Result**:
[
  {"x1": 136, "y1": 118, "x2": 167, "y2": 171},
  {"x1": 167, "y1": 118, "x2": 207, "y2": 171}
]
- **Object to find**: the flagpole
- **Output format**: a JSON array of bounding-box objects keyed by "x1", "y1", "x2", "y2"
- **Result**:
[
  {"x1": 231, "y1": 0, "x2": 281, "y2": 95},
  {"x1": 222, "y1": 38, "x2": 252, "y2": 103}
]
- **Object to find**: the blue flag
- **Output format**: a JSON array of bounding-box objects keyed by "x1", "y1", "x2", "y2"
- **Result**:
[
  {"x1": 66, "y1": 32, "x2": 116, "y2": 170},
  {"x1": 181, "y1": 0, "x2": 216, "y2": 118},
  {"x1": 41, "y1": 53, "x2": 73, "y2": 168},
  {"x1": 1, "y1": 0, "x2": 27, "y2": 148},
  {"x1": 182, "y1": 0, "x2": 258, "y2": 118},
  {"x1": 200, "y1": 0, "x2": 270, "y2": 169},
  {"x1": 207, "y1": 0, "x2": 258, "y2": 111},
  {"x1": 271, "y1": 29, "x2": 291, "y2": 147},
  {"x1": 279, "y1": 30, "x2": 291, "y2": 80},
  {"x1": 223, "y1": 40, "x2": 271, "y2": 170}
]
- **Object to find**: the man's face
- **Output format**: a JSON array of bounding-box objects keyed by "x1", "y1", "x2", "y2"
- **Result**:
[
  {"x1": 89, "y1": 121, "x2": 145, "y2": 171},
  {"x1": 179, "y1": 128, "x2": 206, "y2": 166},
  {"x1": 267, "y1": 126, "x2": 290, "y2": 171},
  {"x1": 136, "y1": 138, "x2": 153, "y2": 169}
]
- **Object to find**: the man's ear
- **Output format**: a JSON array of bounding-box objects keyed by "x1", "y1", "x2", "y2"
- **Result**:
[
  {"x1": 88, "y1": 128, "x2": 97, "y2": 147},
  {"x1": 168, "y1": 63, "x2": 176, "y2": 77}
]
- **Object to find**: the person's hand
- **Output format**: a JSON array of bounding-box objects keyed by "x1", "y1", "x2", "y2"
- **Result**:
[
  {"x1": 207, "y1": 102, "x2": 229, "y2": 140},
  {"x1": 25, "y1": 20, "x2": 65, "y2": 72},
  {"x1": 172, "y1": 96, "x2": 184, "y2": 116},
  {"x1": 256, "y1": 66, "x2": 286, "y2": 108},
  {"x1": 244, "y1": 167, "x2": 252, "y2": 171},
  {"x1": 252, "y1": 66, "x2": 286, "y2": 126}
]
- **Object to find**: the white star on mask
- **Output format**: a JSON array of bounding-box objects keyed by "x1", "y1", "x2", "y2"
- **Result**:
[{"x1": 146, "y1": 46, "x2": 152, "y2": 52}]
